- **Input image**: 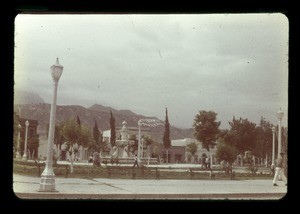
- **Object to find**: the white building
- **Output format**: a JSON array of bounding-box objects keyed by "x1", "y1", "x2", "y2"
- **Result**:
[
  {"x1": 102, "y1": 126, "x2": 151, "y2": 143},
  {"x1": 171, "y1": 138, "x2": 218, "y2": 164}
]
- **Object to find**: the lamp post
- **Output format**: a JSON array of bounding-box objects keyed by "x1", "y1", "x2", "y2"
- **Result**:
[
  {"x1": 277, "y1": 108, "x2": 284, "y2": 157},
  {"x1": 16, "y1": 124, "x2": 22, "y2": 159},
  {"x1": 22, "y1": 121, "x2": 29, "y2": 161},
  {"x1": 271, "y1": 126, "x2": 276, "y2": 167},
  {"x1": 138, "y1": 120, "x2": 142, "y2": 159},
  {"x1": 141, "y1": 138, "x2": 144, "y2": 158},
  {"x1": 39, "y1": 58, "x2": 63, "y2": 192}
]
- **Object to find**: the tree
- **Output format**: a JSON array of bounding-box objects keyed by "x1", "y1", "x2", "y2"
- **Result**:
[
  {"x1": 109, "y1": 109, "x2": 116, "y2": 147},
  {"x1": 27, "y1": 134, "x2": 39, "y2": 159},
  {"x1": 76, "y1": 115, "x2": 81, "y2": 127},
  {"x1": 254, "y1": 117, "x2": 273, "y2": 159},
  {"x1": 186, "y1": 142, "x2": 198, "y2": 163},
  {"x1": 61, "y1": 119, "x2": 81, "y2": 145},
  {"x1": 88, "y1": 120, "x2": 102, "y2": 153},
  {"x1": 61, "y1": 118, "x2": 93, "y2": 173},
  {"x1": 13, "y1": 112, "x2": 20, "y2": 156},
  {"x1": 186, "y1": 142, "x2": 198, "y2": 157},
  {"x1": 78, "y1": 125, "x2": 93, "y2": 147},
  {"x1": 215, "y1": 140, "x2": 238, "y2": 164},
  {"x1": 143, "y1": 135, "x2": 154, "y2": 146},
  {"x1": 163, "y1": 108, "x2": 171, "y2": 163},
  {"x1": 193, "y1": 110, "x2": 220, "y2": 151},
  {"x1": 46, "y1": 121, "x2": 66, "y2": 156},
  {"x1": 93, "y1": 120, "x2": 100, "y2": 143},
  {"x1": 163, "y1": 108, "x2": 171, "y2": 149},
  {"x1": 129, "y1": 135, "x2": 138, "y2": 154},
  {"x1": 151, "y1": 142, "x2": 162, "y2": 158},
  {"x1": 227, "y1": 117, "x2": 258, "y2": 154},
  {"x1": 143, "y1": 135, "x2": 154, "y2": 165}
]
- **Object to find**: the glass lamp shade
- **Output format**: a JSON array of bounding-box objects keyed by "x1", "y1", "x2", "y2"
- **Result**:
[
  {"x1": 51, "y1": 58, "x2": 63, "y2": 82},
  {"x1": 25, "y1": 120, "x2": 29, "y2": 126},
  {"x1": 138, "y1": 120, "x2": 142, "y2": 126},
  {"x1": 272, "y1": 126, "x2": 276, "y2": 133},
  {"x1": 277, "y1": 109, "x2": 284, "y2": 120}
]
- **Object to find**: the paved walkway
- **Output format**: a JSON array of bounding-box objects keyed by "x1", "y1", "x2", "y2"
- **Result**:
[{"x1": 13, "y1": 173, "x2": 287, "y2": 200}]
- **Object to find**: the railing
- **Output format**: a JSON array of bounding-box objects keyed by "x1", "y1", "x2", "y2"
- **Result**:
[
  {"x1": 14, "y1": 160, "x2": 69, "y2": 178},
  {"x1": 100, "y1": 157, "x2": 158, "y2": 165},
  {"x1": 188, "y1": 167, "x2": 235, "y2": 180}
]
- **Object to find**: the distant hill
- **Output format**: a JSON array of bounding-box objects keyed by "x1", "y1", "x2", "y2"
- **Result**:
[
  {"x1": 14, "y1": 96, "x2": 194, "y2": 143},
  {"x1": 14, "y1": 90, "x2": 45, "y2": 105}
]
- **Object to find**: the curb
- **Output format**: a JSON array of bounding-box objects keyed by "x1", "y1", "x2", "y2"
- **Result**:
[{"x1": 15, "y1": 192, "x2": 286, "y2": 200}]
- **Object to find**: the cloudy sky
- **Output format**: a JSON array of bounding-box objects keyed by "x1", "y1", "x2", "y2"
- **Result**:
[{"x1": 14, "y1": 14, "x2": 288, "y2": 129}]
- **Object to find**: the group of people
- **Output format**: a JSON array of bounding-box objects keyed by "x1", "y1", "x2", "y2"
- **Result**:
[
  {"x1": 200, "y1": 156, "x2": 211, "y2": 169},
  {"x1": 88, "y1": 152, "x2": 141, "y2": 168}
]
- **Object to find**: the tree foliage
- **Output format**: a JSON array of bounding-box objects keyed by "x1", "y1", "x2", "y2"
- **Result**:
[
  {"x1": 186, "y1": 142, "x2": 198, "y2": 157},
  {"x1": 47, "y1": 122, "x2": 66, "y2": 147},
  {"x1": 143, "y1": 135, "x2": 154, "y2": 146},
  {"x1": 227, "y1": 117, "x2": 258, "y2": 154},
  {"x1": 215, "y1": 140, "x2": 238, "y2": 164},
  {"x1": 76, "y1": 115, "x2": 81, "y2": 127},
  {"x1": 193, "y1": 110, "x2": 220, "y2": 151},
  {"x1": 129, "y1": 135, "x2": 138, "y2": 153},
  {"x1": 13, "y1": 112, "x2": 20, "y2": 153},
  {"x1": 61, "y1": 119, "x2": 92, "y2": 148},
  {"x1": 110, "y1": 109, "x2": 116, "y2": 147},
  {"x1": 27, "y1": 133, "x2": 40, "y2": 158},
  {"x1": 163, "y1": 108, "x2": 171, "y2": 149},
  {"x1": 89, "y1": 120, "x2": 107, "y2": 152},
  {"x1": 253, "y1": 117, "x2": 273, "y2": 157},
  {"x1": 93, "y1": 120, "x2": 100, "y2": 142}
]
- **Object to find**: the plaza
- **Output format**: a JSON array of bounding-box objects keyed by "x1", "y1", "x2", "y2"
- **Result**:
[{"x1": 13, "y1": 15, "x2": 289, "y2": 201}]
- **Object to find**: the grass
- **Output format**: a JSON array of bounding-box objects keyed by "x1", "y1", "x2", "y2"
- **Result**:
[{"x1": 13, "y1": 161, "x2": 274, "y2": 180}]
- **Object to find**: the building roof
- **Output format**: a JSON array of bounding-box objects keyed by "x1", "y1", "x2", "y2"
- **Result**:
[
  {"x1": 116, "y1": 126, "x2": 151, "y2": 132},
  {"x1": 171, "y1": 138, "x2": 200, "y2": 147}
]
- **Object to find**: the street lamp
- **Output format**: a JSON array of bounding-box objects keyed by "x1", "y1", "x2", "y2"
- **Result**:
[
  {"x1": 16, "y1": 124, "x2": 22, "y2": 159},
  {"x1": 141, "y1": 138, "x2": 144, "y2": 158},
  {"x1": 39, "y1": 58, "x2": 63, "y2": 192},
  {"x1": 22, "y1": 121, "x2": 29, "y2": 161},
  {"x1": 138, "y1": 120, "x2": 142, "y2": 159},
  {"x1": 277, "y1": 108, "x2": 284, "y2": 157},
  {"x1": 271, "y1": 126, "x2": 276, "y2": 167}
]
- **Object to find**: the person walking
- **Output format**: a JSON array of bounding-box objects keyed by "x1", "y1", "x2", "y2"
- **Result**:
[
  {"x1": 133, "y1": 154, "x2": 139, "y2": 168},
  {"x1": 273, "y1": 152, "x2": 287, "y2": 186},
  {"x1": 93, "y1": 151, "x2": 101, "y2": 167},
  {"x1": 205, "y1": 156, "x2": 210, "y2": 169}
]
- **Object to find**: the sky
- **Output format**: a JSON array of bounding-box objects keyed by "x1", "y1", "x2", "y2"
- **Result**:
[{"x1": 14, "y1": 14, "x2": 288, "y2": 129}]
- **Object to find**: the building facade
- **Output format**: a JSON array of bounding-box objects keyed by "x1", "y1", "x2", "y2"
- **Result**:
[
  {"x1": 102, "y1": 126, "x2": 151, "y2": 143},
  {"x1": 163, "y1": 138, "x2": 218, "y2": 164},
  {"x1": 16, "y1": 115, "x2": 39, "y2": 159}
]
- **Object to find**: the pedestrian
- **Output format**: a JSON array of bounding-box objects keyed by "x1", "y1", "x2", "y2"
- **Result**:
[
  {"x1": 133, "y1": 154, "x2": 139, "y2": 168},
  {"x1": 202, "y1": 156, "x2": 206, "y2": 169},
  {"x1": 205, "y1": 156, "x2": 210, "y2": 169},
  {"x1": 88, "y1": 155, "x2": 93, "y2": 163},
  {"x1": 273, "y1": 152, "x2": 287, "y2": 186},
  {"x1": 93, "y1": 151, "x2": 101, "y2": 167}
]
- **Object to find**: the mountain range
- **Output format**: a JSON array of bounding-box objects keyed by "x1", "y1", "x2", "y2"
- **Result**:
[{"x1": 14, "y1": 91, "x2": 194, "y2": 143}]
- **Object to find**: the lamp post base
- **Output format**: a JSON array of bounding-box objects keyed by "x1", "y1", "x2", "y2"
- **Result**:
[
  {"x1": 22, "y1": 155, "x2": 28, "y2": 161},
  {"x1": 16, "y1": 152, "x2": 21, "y2": 159},
  {"x1": 39, "y1": 174, "x2": 57, "y2": 192}
]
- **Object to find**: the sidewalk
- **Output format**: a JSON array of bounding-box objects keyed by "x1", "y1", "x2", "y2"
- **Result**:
[{"x1": 13, "y1": 173, "x2": 287, "y2": 200}]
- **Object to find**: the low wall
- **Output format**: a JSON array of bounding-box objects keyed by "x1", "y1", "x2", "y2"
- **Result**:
[{"x1": 101, "y1": 157, "x2": 158, "y2": 165}]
